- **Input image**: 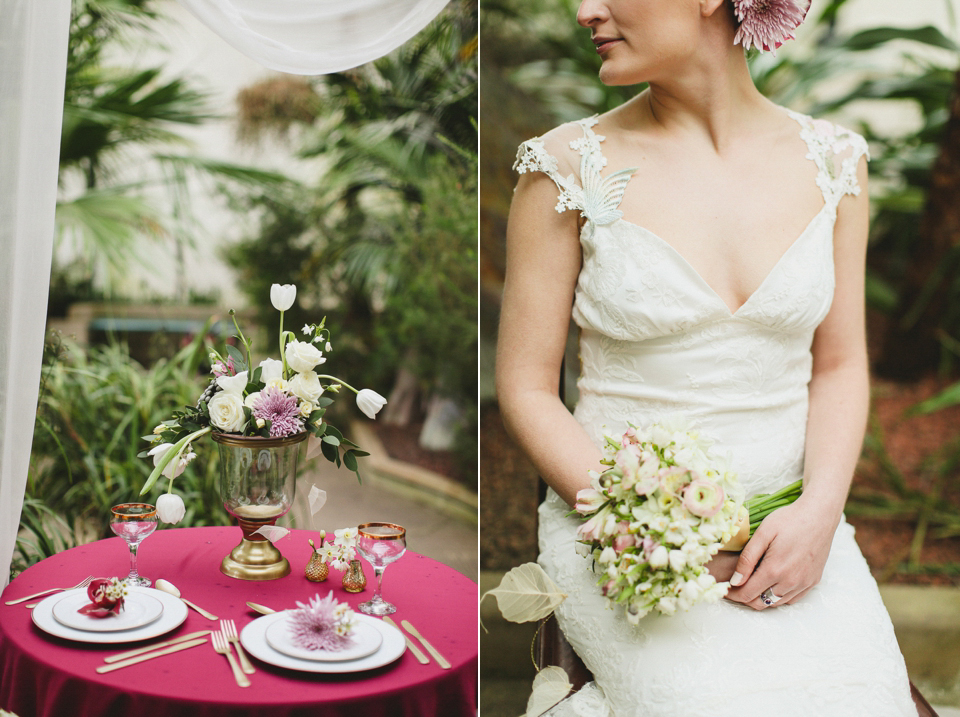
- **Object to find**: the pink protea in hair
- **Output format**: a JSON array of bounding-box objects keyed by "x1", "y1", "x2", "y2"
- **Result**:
[
  {"x1": 252, "y1": 386, "x2": 303, "y2": 437},
  {"x1": 733, "y1": 0, "x2": 812, "y2": 53},
  {"x1": 287, "y1": 592, "x2": 356, "y2": 651}
]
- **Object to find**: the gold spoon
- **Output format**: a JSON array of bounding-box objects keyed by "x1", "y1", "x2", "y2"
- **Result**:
[
  {"x1": 246, "y1": 601, "x2": 276, "y2": 615},
  {"x1": 154, "y1": 579, "x2": 218, "y2": 621}
]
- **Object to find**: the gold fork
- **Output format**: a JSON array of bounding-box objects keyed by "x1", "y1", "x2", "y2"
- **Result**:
[
  {"x1": 7, "y1": 575, "x2": 95, "y2": 606},
  {"x1": 220, "y1": 619, "x2": 255, "y2": 674},
  {"x1": 211, "y1": 631, "x2": 250, "y2": 687}
]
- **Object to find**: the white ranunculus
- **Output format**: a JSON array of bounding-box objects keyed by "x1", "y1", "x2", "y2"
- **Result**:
[
  {"x1": 285, "y1": 340, "x2": 325, "y2": 373},
  {"x1": 216, "y1": 370, "x2": 248, "y2": 395},
  {"x1": 356, "y1": 388, "x2": 387, "y2": 419},
  {"x1": 299, "y1": 401, "x2": 314, "y2": 418},
  {"x1": 270, "y1": 283, "x2": 296, "y2": 311},
  {"x1": 156, "y1": 493, "x2": 186, "y2": 524},
  {"x1": 288, "y1": 370, "x2": 324, "y2": 404},
  {"x1": 258, "y1": 358, "x2": 283, "y2": 383},
  {"x1": 208, "y1": 391, "x2": 247, "y2": 432}
]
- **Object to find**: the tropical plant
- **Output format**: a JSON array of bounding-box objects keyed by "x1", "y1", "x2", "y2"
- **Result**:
[
  {"x1": 25, "y1": 331, "x2": 230, "y2": 565},
  {"x1": 55, "y1": 0, "x2": 291, "y2": 300},
  {"x1": 225, "y1": 0, "x2": 478, "y2": 479}
]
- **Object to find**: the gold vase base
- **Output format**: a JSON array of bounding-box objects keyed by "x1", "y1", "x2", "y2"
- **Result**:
[{"x1": 220, "y1": 538, "x2": 290, "y2": 581}]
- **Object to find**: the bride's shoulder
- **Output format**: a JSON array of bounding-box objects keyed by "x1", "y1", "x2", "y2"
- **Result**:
[
  {"x1": 780, "y1": 107, "x2": 869, "y2": 159},
  {"x1": 514, "y1": 115, "x2": 600, "y2": 178}
]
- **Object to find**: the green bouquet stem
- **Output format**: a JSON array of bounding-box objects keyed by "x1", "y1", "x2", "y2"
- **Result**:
[{"x1": 744, "y1": 479, "x2": 804, "y2": 534}]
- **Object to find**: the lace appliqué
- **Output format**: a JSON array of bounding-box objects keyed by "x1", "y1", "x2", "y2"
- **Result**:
[
  {"x1": 785, "y1": 110, "x2": 869, "y2": 211},
  {"x1": 514, "y1": 116, "x2": 638, "y2": 226}
]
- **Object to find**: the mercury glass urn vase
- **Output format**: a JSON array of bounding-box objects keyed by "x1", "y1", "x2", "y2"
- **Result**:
[{"x1": 213, "y1": 431, "x2": 308, "y2": 580}]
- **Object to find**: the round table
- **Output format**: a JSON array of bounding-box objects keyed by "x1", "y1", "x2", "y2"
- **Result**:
[{"x1": 0, "y1": 527, "x2": 477, "y2": 717}]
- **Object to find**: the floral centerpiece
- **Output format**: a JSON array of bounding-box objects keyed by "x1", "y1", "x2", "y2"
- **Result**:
[
  {"x1": 573, "y1": 418, "x2": 802, "y2": 622},
  {"x1": 137, "y1": 284, "x2": 386, "y2": 580},
  {"x1": 138, "y1": 284, "x2": 385, "y2": 523}
]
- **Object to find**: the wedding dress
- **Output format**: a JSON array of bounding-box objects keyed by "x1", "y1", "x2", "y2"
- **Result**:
[{"x1": 515, "y1": 111, "x2": 918, "y2": 717}]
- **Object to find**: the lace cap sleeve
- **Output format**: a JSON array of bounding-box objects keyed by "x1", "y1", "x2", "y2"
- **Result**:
[
  {"x1": 513, "y1": 135, "x2": 585, "y2": 215},
  {"x1": 789, "y1": 111, "x2": 870, "y2": 208}
]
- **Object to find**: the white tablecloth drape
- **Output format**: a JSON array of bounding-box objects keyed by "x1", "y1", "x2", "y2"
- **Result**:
[
  {"x1": 177, "y1": 0, "x2": 451, "y2": 75},
  {"x1": 0, "y1": 0, "x2": 72, "y2": 588}
]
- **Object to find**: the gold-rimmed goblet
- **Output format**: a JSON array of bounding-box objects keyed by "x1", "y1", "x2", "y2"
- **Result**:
[
  {"x1": 109, "y1": 503, "x2": 158, "y2": 587},
  {"x1": 356, "y1": 523, "x2": 406, "y2": 616}
]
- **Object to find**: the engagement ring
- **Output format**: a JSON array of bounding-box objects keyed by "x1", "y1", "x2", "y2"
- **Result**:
[{"x1": 760, "y1": 588, "x2": 782, "y2": 606}]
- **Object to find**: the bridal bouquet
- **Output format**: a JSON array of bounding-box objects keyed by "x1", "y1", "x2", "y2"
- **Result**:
[
  {"x1": 575, "y1": 419, "x2": 801, "y2": 622},
  {"x1": 138, "y1": 284, "x2": 386, "y2": 522}
]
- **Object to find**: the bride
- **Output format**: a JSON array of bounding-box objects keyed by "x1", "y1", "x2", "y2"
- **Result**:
[{"x1": 495, "y1": 0, "x2": 919, "y2": 715}]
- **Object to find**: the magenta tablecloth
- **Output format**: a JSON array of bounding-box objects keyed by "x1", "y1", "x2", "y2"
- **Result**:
[{"x1": 0, "y1": 527, "x2": 477, "y2": 717}]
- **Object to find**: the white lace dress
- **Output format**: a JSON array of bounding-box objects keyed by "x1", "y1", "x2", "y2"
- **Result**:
[{"x1": 515, "y1": 111, "x2": 918, "y2": 717}]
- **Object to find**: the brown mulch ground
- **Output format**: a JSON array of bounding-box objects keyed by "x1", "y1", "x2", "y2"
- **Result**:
[
  {"x1": 371, "y1": 421, "x2": 476, "y2": 491},
  {"x1": 480, "y1": 379, "x2": 960, "y2": 584}
]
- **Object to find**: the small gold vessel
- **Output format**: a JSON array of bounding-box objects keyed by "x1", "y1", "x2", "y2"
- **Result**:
[
  {"x1": 305, "y1": 538, "x2": 329, "y2": 582},
  {"x1": 342, "y1": 560, "x2": 366, "y2": 592}
]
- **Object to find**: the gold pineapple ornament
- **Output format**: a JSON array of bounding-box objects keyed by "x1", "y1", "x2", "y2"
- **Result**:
[{"x1": 305, "y1": 537, "x2": 329, "y2": 582}]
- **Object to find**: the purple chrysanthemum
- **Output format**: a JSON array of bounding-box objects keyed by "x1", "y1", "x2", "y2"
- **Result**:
[
  {"x1": 733, "y1": 0, "x2": 811, "y2": 53},
  {"x1": 287, "y1": 592, "x2": 356, "y2": 652},
  {"x1": 252, "y1": 386, "x2": 303, "y2": 437}
]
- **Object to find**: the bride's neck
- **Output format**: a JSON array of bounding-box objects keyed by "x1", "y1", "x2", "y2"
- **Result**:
[{"x1": 628, "y1": 51, "x2": 770, "y2": 153}]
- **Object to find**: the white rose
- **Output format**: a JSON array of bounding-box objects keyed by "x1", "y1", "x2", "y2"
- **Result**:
[
  {"x1": 156, "y1": 493, "x2": 186, "y2": 524},
  {"x1": 287, "y1": 370, "x2": 324, "y2": 403},
  {"x1": 299, "y1": 401, "x2": 314, "y2": 418},
  {"x1": 258, "y1": 358, "x2": 283, "y2": 383},
  {"x1": 285, "y1": 340, "x2": 325, "y2": 373},
  {"x1": 244, "y1": 391, "x2": 261, "y2": 409},
  {"x1": 216, "y1": 371, "x2": 248, "y2": 395},
  {"x1": 208, "y1": 391, "x2": 246, "y2": 432}
]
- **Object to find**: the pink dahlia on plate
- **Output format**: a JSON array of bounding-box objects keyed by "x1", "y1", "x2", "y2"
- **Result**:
[
  {"x1": 287, "y1": 592, "x2": 356, "y2": 651},
  {"x1": 733, "y1": 0, "x2": 811, "y2": 53}
]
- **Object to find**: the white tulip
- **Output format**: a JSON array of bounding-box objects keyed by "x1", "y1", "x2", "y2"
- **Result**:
[
  {"x1": 148, "y1": 443, "x2": 196, "y2": 480},
  {"x1": 270, "y1": 284, "x2": 296, "y2": 311},
  {"x1": 156, "y1": 493, "x2": 186, "y2": 524},
  {"x1": 356, "y1": 389, "x2": 387, "y2": 419}
]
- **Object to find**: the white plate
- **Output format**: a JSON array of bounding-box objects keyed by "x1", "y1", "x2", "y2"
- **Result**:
[
  {"x1": 265, "y1": 615, "x2": 383, "y2": 662},
  {"x1": 32, "y1": 587, "x2": 187, "y2": 644},
  {"x1": 241, "y1": 612, "x2": 405, "y2": 673},
  {"x1": 52, "y1": 590, "x2": 164, "y2": 632}
]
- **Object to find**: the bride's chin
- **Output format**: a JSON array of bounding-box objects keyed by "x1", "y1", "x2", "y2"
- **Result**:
[{"x1": 598, "y1": 61, "x2": 648, "y2": 88}]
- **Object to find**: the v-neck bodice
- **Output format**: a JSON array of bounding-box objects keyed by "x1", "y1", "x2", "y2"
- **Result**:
[{"x1": 513, "y1": 109, "x2": 869, "y2": 496}]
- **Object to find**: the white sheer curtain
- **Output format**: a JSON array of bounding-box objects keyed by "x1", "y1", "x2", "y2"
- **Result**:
[
  {"x1": 177, "y1": 0, "x2": 451, "y2": 74},
  {"x1": 0, "y1": 0, "x2": 73, "y2": 588}
]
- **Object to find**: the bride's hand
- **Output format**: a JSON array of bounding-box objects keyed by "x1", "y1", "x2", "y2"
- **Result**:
[
  {"x1": 724, "y1": 498, "x2": 838, "y2": 610},
  {"x1": 705, "y1": 551, "x2": 740, "y2": 582}
]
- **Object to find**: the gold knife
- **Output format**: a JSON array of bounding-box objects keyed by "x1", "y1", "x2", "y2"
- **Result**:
[
  {"x1": 383, "y1": 616, "x2": 429, "y2": 665},
  {"x1": 400, "y1": 619, "x2": 451, "y2": 669},
  {"x1": 104, "y1": 630, "x2": 213, "y2": 663},
  {"x1": 96, "y1": 637, "x2": 208, "y2": 673}
]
